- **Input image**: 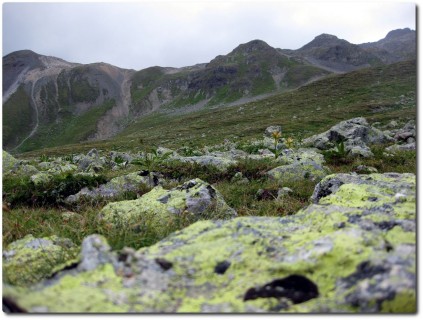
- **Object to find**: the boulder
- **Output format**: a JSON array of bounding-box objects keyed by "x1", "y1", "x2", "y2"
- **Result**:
[
  {"x1": 302, "y1": 117, "x2": 393, "y2": 152},
  {"x1": 66, "y1": 171, "x2": 162, "y2": 203},
  {"x1": 178, "y1": 156, "x2": 237, "y2": 171},
  {"x1": 2, "y1": 151, "x2": 39, "y2": 176},
  {"x1": 385, "y1": 143, "x2": 416, "y2": 152},
  {"x1": 3, "y1": 150, "x2": 19, "y2": 173},
  {"x1": 99, "y1": 178, "x2": 236, "y2": 229},
  {"x1": 264, "y1": 125, "x2": 282, "y2": 138},
  {"x1": 77, "y1": 149, "x2": 105, "y2": 172},
  {"x1": 267, "y1": 160, "x2": 330, "y2": 183},
  {"x1": 353, "y1": 165, "x2": 378, "y2": 174},
  {"x1": 3, "y1": 173, "x2": 415, "y2": 313},
  {"x1": 30, "y1": 172, "x2": 52, "y2": 185},
  {"x1": 207, "y1": 149, "x2": 249, "y2": 161},
  {"x1": 2, "y1": 235, "x2": 78, "y2": 287},
  {"x1": 77, "y1": 235, "x2": 117, "y2": 272},
  {"x1": 394, "y1": 120, "x2": 416, "y2": 143}
]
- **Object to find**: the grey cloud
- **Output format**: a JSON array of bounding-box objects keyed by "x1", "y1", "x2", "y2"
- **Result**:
[{"x1": 2, "y1": 2, "x2": 415, "y2": 71}]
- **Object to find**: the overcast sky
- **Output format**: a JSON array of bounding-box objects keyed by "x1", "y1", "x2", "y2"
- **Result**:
[{"x1": 2, "y1": 1, "x2": 416, "y2": 70}]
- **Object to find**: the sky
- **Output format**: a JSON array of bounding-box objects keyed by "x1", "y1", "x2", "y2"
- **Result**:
[{"x1": 1, "y1": 0, "x2": 416, "y2": 71}]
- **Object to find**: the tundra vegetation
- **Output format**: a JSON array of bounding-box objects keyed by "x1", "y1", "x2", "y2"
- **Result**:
[{"x1": 2, "y1": 59, "x2": 416, "y2": 313}]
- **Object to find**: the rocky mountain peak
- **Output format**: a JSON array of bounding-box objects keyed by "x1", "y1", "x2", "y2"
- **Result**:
[
  {"x1": 385, "y1": 28, "x2": 414, "y2": 39},
  {"x1": 299, "y1": 33, "x2": 347, "y2": 51},
  {"x1": 231, "y1": 39, "x2": 273, "y2": 55}
]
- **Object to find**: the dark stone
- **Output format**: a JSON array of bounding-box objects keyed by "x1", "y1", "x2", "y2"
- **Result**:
[
  {"x1": 214, "y1": 260, "x2": 231, "y2": 275},
  {"x1": 157, "y1": 194, "x2": 170, "y2": 204},
  {"x1": 341, "y1": 261, "x2": 388, "y2": 289},
  {"x1": 3, "y1": 297, "x2": 27, "y2": 313},
  {"x1": 243, "y1": 275, "x2": 319, "y2": 304},
  {"x1": 257, "y1": 189, "x2": 278, "y2": 201},
  {"x1": 185, "y1": 181, "x2": 197, "y2": 190},
  {"x1": 139, "y1": 170, "x2": 150, "y2": 176},
  {"x1": 311, "y1": 179, "x2": 344, "y2": 203},
  {"x1": 155, "y1": 258, "x2": 173, "y2": 271},
  {"x1": 206, "y1": 185, "x2": 216, "y2": 199},
  {"x1": 152, "y1": 175, "x2": 159, "y2": 186},
  {"x1": 348, "y1": 214, "x2": 362, "y2": 224},
  {"x1": 334, "y1": 222, "x2": 346, "y2": 229},
  {"x1": 374, "y1": 220, "x2": 399, "y2": 231}
]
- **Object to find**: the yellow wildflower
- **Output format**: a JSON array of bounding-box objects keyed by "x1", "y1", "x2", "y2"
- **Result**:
[{"x1": 271, "y1": 131, "x2": 282, "y2": 140}]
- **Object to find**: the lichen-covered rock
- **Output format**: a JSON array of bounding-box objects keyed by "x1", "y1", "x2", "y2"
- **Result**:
[
  {"x1": 178, "y1": 156, "x2": 237, "y2": 171},
  {"x1": 30, "y1": 172, "x2": 52, "y2": 185},
  {"x1": 66, "y1": 171, "x2": 162, "y2": 203},
  {"x1": 4, "y1": 173, "x2": 415, "y2": 313},
  {"x1": 99, "y1": 178, "x2": 236, "y2": 229},
  {"x1": 310, "y1": 172, "x2": 415, "y2": 205},
  {"x1": 2, "y1": 151, "x2": 39, "y2": 176},
  {"x1": 77, "y1": 149, "x2": 106, "y2": 173},
  {"x1": 302, "y1": 117, "x2": 394, "y2": 152},
  {"x1": 267, "y1": 160, "x2": 330, "y2": 182},
  {"x1": 385, "y1": 142, "x2": 416, "y2": 152},
  {"x1": 207, "y1": 149, "x2": 249, "y2": 161},
  {"x1": 77, "y1": 235, "x2": 117, "y2": 272},
  {"x1": 394, "y1": 120, "x2": 416, "y2": 142},
  {"x1": 264, "y1": 125, "x2": 282, "y2": 137},
  {"x1": 3, "y1": 235, "x2": 78, "y2": 287},
  {"x1": 38, "y1": 161, "x2": 77, "y2": 174},
  {"x1": 344, "y1": 138, "x2": 374, "y2": 158},
  {"x1": 2, "y1": 150, "x2": 19, "y2": 173},
  {"x1": 353, "y1": 165, "x2": 378, "y2": 174}
]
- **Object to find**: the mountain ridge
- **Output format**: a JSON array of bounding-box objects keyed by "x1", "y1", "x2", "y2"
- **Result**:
[{"x1": 3, "y1": 28, "x2": 416, "y2": 153}]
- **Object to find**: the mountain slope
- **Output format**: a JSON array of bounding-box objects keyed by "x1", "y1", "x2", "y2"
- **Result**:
[
  {"x1": 3, "y1": 29, "x2": 416, "y2": 153},
  {"x1": 279, "y1": 28, "x2": 416, "y2": 73},
  {"x1": 17, "y1": 59, "x2": 415, "y2": 158},
  {"x1": 129, "y1": 39, "x2": 329, "y2": 117},
  {"x1": 281, "y1": 34, "x2": 382, "y2": 73},
  {"x1": 359, "y1": 28, "x2": 416, "y2": 63},
  {"x1": 3, "y1": 51, "x2": 134, "y2": 151}
]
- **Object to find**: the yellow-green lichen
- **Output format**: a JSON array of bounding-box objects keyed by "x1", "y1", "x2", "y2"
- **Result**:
[
  {"x1": 5, "y1": 264, "x2": 127, "y2": 313},
  {"x1": 4, "y1": 173, "x2": 416, "y2": 313},
  {"x1": 385, "y1": 226, "x2": 415, "y2": 245},
  {"x1": 380, "y1": 290, "x2": 416, "y2": 313},
  {"x1": 100, "y1": 179, "x2": 235, "y2": 230},
  {"x1": 3, "y1": 235, "x2": 79, "y2": 287}
]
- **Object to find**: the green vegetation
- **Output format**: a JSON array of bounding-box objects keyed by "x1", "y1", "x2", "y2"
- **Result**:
[
  {"x1": 2, "y1": 85, "x2": 34, "y2": 150},
  {"x1": 321, "y1": 140, "x2": 350, "y2": 164},
  {"x1": 58, "y1": 67, "x2": 100, "y2": 104},
  {"x1": 2, "y1": 60, "x2": 416, "y2": 256},
  {"x1": 16, "y1": 99, "x2": 115, "y2": 153},
  {"x1": 3, "y1": 173, "x2": 107, "y2": 208},
  {"x1": 3, "y1": 144, "x2": 416, "y2": 251}
]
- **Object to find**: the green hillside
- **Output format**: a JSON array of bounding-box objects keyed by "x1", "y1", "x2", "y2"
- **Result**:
[
  {"x1": 17, "y1": 59, "x2": 415, "y2": 158},
  {"x1": 3, "y1": 85, "x2": 35, "y2": 150}
]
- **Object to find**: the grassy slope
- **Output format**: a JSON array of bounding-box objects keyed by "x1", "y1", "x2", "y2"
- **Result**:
[
  {"x1": 3, "y1": 60, "x2": 416, "y2": 251},
  {"x1": 18, "y1": 60, "x2": 415, "y2": 158},
  {"x1": 2, "y1": 85, "x2": 34, "y2": 150},
  {"x1": 16, "y1": 100, "x2": 116, "y2": 153}
]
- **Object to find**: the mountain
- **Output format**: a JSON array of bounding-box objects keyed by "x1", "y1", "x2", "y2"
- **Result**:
[
  {"x1": 359, "y1": 28, "x2": 416, "y2": 64},
  {"x1": 280, "y1": 34, "x2": 382, "y2": 73},
  {"x1": 280, "y1": 28, "x2": 415, "y2": 73},
  {"x1": 129, "y1": 39, "x2": 329, "y2": 117},
  {"x1": 2, "y1": 50, "x2": 134, "y2": 151},
  {"x1": 3, "y1": 29, "x2": 416, "y2": 153}
]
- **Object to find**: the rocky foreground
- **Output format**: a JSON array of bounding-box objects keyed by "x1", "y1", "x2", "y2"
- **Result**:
[{"x1": 2, "y1": 117, "x2": 416, "y2": 313}]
